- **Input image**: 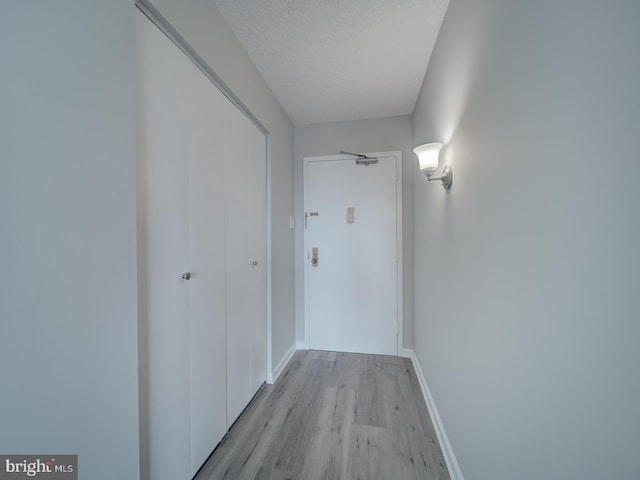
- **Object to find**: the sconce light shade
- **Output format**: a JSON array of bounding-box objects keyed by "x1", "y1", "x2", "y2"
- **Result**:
[
  {"x1": 413, "y1": 142, "x2": 452, "y2": 189},
  {"x1": 413, "y1": 143, "x2": 443, "y2": 176}
]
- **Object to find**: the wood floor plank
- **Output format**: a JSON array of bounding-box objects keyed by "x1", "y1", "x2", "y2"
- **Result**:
[
  {"x1": 195, "y1": 351, "x2": 450, "y2": 480},
  {"x1": 346, "y1": 424, "x2": 414, "y2": 480},
  {"x1": 266, "y1": 353, "x2": 335, "y2": 473},
  {"x1": 299, "y1": 385, "x2": 356, "y2": 480},
  {"x1": 354, "y1": 355, "x2": 386, "y2": 428}
]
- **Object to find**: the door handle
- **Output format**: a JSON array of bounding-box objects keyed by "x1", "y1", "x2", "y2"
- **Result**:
[{"x1": 181, "y1": 272, "x2": 192, "y2": 280}]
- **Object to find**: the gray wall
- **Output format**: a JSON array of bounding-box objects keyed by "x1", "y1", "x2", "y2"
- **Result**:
[
  {"x1": 0, "y1": 2, "x2": 140, "y2": 479},
  {"x1": 412, "y1": 1, "x2": 640, "y2": 479},
  {"x1": 294, "y1": 116, "x2": 414, "y2": 348},
  {"x1": 148, "y1": 0, "x2": 296, "y2": 368}
]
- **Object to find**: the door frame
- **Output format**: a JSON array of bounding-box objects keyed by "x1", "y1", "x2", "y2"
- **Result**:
[{"x1": 303, "y1": 151, "x2": 403, "y2": 356}]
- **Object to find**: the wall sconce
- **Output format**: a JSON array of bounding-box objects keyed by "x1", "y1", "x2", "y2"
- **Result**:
[{"x1": 413, "y1": 142, "x2": 452, "y2": 189}]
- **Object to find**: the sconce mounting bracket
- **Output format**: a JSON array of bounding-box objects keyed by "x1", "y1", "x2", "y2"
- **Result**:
[{"x1": 428, "y1": 165, "x2": 453, "y2": 189}]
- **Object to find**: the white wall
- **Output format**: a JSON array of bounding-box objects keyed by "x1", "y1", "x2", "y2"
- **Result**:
[
  {"x1": 147, "y1": 0, "x2": 296, "y2": 368},
  {"x1": 294, "y1": 116, "x2": 414, "y2": 348},
  {"x1": 412, "y1": 1, "x2": 640, "y2": 479},
  {"x1": 0, "y1": 2, "x2": 140, "y2": 479}
]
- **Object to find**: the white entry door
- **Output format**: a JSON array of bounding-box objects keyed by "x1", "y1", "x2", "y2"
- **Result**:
[{"x1": 304, "y1": 153, "x2": 401, "y2": 356}]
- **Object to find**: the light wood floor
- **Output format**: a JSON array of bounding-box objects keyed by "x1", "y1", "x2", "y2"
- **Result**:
[{"x1": 195, "y1": 350, "x2": 450, "y2": 480}]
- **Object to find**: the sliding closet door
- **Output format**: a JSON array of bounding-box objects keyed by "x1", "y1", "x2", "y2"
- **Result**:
[
  {"x1": 187, "y1": 57, "x2": 227, "y2": 474},
  {"x1": 137, "y1": 11, "x2": 191, "y2": 480},
  {"x1": 224, "y1": 102, "x2": 267, "y2": 425},
  {"x1": 138, "y1": 11, "x2": 227, "y2": 479},
  {"x1": 139, "y1": 9, "x2": 268, "y2": 479},
  {"x1": 247, "y1": 125, "x2": 267, "y2": 395}
]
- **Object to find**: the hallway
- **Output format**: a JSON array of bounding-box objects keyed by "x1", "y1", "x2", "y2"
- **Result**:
[
  {"x1": 4, "y1": 2, "x2": 640, "y2": 478},
  {"x1": 196, "y1": 351, "x2": 450, "y2": 480}
]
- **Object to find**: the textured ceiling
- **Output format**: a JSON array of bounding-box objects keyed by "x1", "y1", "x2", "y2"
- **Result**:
[{"x1": 212, "y1": 0, "x2": 449, "y2": 126}]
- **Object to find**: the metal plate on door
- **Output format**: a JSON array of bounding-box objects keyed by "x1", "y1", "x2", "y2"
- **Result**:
[{"x1": 312, "y1": 247, "x2": 318, "y2": 267}]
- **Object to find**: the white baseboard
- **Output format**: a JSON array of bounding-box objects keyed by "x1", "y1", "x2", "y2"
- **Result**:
[
  {"x1": 404, "y1": 349, "x2": 464, "y2": 480},
  {"x1": 268, "y1": 343, "x2": 297, "y2": 384},
  {"x1": 296, "y1": 340, "x2": 307, "y2": 350}
]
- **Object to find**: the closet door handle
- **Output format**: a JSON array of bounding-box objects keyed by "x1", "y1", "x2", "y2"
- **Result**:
[{"x1": 181, "y1": 272, "x2": 192, "y2": 280}]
